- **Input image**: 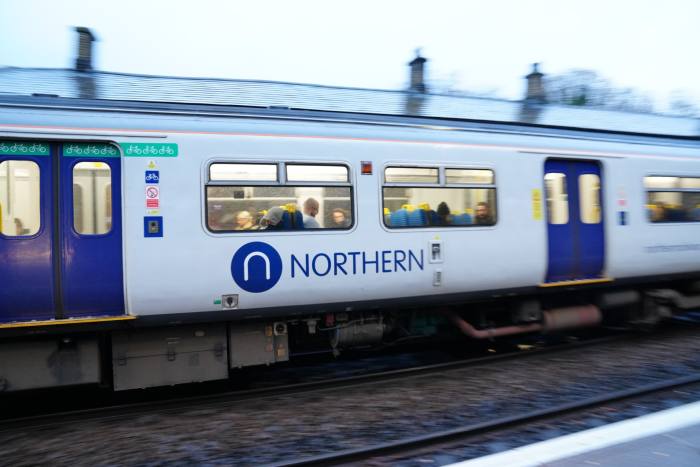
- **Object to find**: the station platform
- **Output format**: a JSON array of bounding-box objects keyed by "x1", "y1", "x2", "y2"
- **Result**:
[{"x1": 450, "y1": 400, "x2": 700, "y2": 467}]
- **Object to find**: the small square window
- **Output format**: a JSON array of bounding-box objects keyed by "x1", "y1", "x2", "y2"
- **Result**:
[
  {"x1": 210, "y1": 163, "x2": 277, "y2": 182},
  {"x1": 385, "y1": 167, "x2": 438, "y2": 183},
  {"x1": 286, "y1": 164, "x2": 348, "y2": 182},
  {"x1": 445, "y1": 168, "x2": 494, "y2": 185}
]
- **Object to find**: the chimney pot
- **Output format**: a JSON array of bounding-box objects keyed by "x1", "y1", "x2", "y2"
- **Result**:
[
  {"x1": 408, "y1": 50, "x2": 428, "y2": 93},
  {"x1": 525, "y1": 62, "x2": 546, "y2": 104},
  {"x1": 75, "y1": 27, "x2": 96, "y2": 72}
]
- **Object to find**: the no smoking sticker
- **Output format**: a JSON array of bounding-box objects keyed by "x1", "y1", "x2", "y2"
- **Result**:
[{"x1": 145, "y1": 185, "x2": 160, "y2": 208}]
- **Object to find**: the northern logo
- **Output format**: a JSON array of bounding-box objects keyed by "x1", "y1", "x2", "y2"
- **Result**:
[{"x1": 231, "y1": 242, "x2": 283, "y2": 293}]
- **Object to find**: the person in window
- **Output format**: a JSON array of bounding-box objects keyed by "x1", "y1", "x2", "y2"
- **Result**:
[
  {"x1": 437, "y1": 201, "x2": 451, "y2": 226},
  {"x1": 331, "y1": 208, "x2": 350, "y2": 228},
  {"x1": 475, "y1": 202, "x2": 495, "y2": 225},
  {"x1": 651, "y1": 202, "x2": 667, "y2": 222},
  {"x1": 302, "y1": 198, "x2": 320, "y2": 228},
  {"x1": 259, "y1": 207, "x2": 285, "y2": 230},
  {"x1": 14, "y1": 218, "x2": 29, "y2": 236},
  {"x1": 234, "y1": 210, "x2": 255, "y2": 230}
]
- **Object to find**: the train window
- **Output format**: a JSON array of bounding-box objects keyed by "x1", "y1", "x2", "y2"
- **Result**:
[
  {"x1": 0, "y1": 160, "x2": 40, "y2": 237},
  {"x1": 210, "y1": 163, "x2": 277, "y2": 182},
  {"x1": 383, "y1": 187, "x2": 496, "y2": 227},
  {"x1": 206, "y1": 162, "x2": 353, "y2": 232},
  {"x1": 383, "y1": 165, "x2": 497, "y2": 228},
  {"x1": 645, "y1": 176, "x2": 700, "y2": 223},
  {"x1": 73, "y1": 162, "x2": 112, "y2": 235},
  {"x1": 385, "y1": 167, "x2": 438, "y2": 184},
  {"x1": 445, "y1": 169, "x2": 494, "y2": 185},
  {"x1": 286, "y1": 164, "x2": 348, "y2": 182},
  {"x1": 644, "y1": 176, "x2": 700, "y2": 223},
  {"x1": 545, "y1": 173, "x2": 569, "y2": 224},
  {"x1": 579, "y1": 174, "x2": 601, "y2": 224}
]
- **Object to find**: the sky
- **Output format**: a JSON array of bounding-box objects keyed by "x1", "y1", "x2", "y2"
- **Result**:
[{"x1": 1, "y1": 0, "x2": 698, "y2": 113}]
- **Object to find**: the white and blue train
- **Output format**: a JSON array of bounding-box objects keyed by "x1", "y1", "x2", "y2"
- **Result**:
[{"x1": 1, "y1": 66, "x2": 699, "y2": 391}]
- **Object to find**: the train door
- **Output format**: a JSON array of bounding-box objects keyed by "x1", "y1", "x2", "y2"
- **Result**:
[
  {"x1": 0, "y1": 141, "x2": 124, "y2": 323},
  {"x1": 0, "y1": 143, "x2": 54, "y2": 322},
  {"x1": 61, "y1": 144, "x2": 124, "y2": 317},
  {"x1": 544, "y1": 159, "x2": 605, "y2": 283}
]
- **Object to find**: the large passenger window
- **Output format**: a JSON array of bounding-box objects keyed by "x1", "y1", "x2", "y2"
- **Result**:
[
  {"x1": 73, "y1": 162, "x2": 112, "y2": 235},
  {"x1": 206, "y1": 162, "x2": 353, "y2": 232},
  {"x1": 645, "y1": 176, "x2": 700, "y2": 223},
  {"x1": 383, "y1": 166, "x2": 496, "y2": 227},
  {"x1": 0, "y1": 160, "x2": 41, "y2": 236}
]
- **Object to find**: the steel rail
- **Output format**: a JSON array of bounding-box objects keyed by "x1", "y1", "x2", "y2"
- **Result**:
[{"x1": 270, "y1": 372, "x2": 700, "y2": 467}]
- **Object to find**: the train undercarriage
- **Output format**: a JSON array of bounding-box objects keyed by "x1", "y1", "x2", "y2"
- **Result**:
[{"x1": 1, "y1": 279, "x2": 700, "y2": 393}]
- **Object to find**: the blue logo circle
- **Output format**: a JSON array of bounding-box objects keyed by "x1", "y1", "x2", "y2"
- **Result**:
[{"x1": 231, "y1": 242, "x2": 283, "y2": 293}]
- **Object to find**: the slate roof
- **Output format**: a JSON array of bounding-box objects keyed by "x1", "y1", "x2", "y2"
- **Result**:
[{"x1": 0, "y1": 67, "x2": 698, "y2": 138}]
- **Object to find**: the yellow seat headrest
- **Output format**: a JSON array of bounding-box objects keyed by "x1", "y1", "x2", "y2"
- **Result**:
[
  {"x1": 418, "y1": 202, "x2": 430, "y2": 211},
  {"x1": 401, "y1": 204, "x2": 415, "y2": 212},
  {"x1": 383, "y1": 208, "x2": 390, "y2": 215}
]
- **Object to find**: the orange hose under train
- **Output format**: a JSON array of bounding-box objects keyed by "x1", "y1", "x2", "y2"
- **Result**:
[{"x1": 444, "y1": 305, "x2": 601, "y2": 339}]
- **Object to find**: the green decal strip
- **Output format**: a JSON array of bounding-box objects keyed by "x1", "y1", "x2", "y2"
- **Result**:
[
  {"x1": 0, "y1": 141, "x2": 50, "y2": 156},
  {"x1": 121, "y1": 143, "x2": 178, "y2": 157},
  {"x1": 63, "y1": 143, "x2": 120, "y2": 157}
]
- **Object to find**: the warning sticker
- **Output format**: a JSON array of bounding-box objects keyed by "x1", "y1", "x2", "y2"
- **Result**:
[
  {"x1": 532, "y1": 188, "x2": 542, "y2": 220},
  {"x1": 145, "y1": 185, "x2": 160, "y2": 209}
]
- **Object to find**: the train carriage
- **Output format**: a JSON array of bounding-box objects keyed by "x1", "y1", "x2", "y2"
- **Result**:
[{"x1": 1, "y1": 67, "x2": 699, "y2": 391}]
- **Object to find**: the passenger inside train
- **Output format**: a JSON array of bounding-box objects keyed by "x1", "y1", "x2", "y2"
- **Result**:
[
  {"x1": 234, "y1": 211, "x2": 255, "y2": 230},
  {"x1": 206, "y1": 162, "x2": 353, "y2": 232},
  {"x1": 382, "y1": 166, "x2": 497, "y2": 228}
]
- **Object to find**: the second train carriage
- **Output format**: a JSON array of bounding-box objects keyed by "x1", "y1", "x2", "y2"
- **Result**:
[{"x1": 1, "y1": 70, "x2": 699, "y2": 391}]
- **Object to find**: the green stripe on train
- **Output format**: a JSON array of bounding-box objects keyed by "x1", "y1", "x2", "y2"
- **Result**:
[
  {"x1": 63, "y1": 143, "x2": 120, "y2": 157},
  {"x1": 0, "y1": 141, "x2": 50, "y2": 156},
  {"x1": 120, "y1": 143, "x2": 178, "y2": 157}
]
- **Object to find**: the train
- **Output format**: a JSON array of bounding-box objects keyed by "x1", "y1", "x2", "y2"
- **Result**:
[{"x1": 1, "y1": 66, "x2": 700, "y2": 392}]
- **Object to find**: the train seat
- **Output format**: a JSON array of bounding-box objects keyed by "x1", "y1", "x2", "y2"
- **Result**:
[
  {"x1": 383, "y1": 208, "x2": 392, "y2": 226},
  {"x1": 390, "y1": 207, "x2": 410, "y2": 227},
  {"x1": 280, "y1": 204, "x2": 304, "y2": 230},
  {"x1": 418, "y1": 202, "x2": 440, "y2": 226},
  {"x1": 692, "y1": 205, "x2": 700, "y2": 221},
  {"x1": 407, "y1": 205, "x2": 427, "y2": 227},
  {"x1": 452, "y1": 212, "x2": 473, "y2": 225}
]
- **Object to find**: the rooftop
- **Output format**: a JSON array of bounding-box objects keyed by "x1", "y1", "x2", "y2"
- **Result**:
[{"x1": 0, "y1": 66, "x2": 698, "y2": 138}]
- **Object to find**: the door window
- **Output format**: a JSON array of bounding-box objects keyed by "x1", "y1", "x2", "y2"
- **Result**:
[
  {"x1": 544, "y1": 172, "x2": 568, "y2": 224},
  {"x1": 73, "y1": 162, "x2": 112, "y2": 234},
  {"x1": 0, "y1": 160, "x2": 41, "y2": 236},
  {"x1": 579, "y1": 174, "x2": 601, "y2": 224}
]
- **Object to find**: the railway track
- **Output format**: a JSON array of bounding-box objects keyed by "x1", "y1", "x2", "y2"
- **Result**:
[
  {"x1": 3, "y1": 323, "x2": 700, "y2": 466},
  {"x1": 272, "y1": 373, "x2": 700, "y2": 467},
  {"x1": 0, "y1": 332, "x2": 626, "y2": 430}
]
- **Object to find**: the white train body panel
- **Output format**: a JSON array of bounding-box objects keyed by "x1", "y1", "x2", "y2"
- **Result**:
[{"x1": 2, "y1": 107, "x2": 700, "y2": 319}]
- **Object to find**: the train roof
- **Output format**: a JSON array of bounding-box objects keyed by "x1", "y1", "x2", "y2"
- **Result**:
[{"x1": 0, "y1": 66, "x2": 698, "y2": 139}]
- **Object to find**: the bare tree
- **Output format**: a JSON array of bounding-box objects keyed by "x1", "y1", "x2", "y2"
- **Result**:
[
  {"x1": 544, "y1": 69, "x2": 653, "y2": 113},
  {"x1": 668, "y1": 91, "x2": 700, "y2": 117}
]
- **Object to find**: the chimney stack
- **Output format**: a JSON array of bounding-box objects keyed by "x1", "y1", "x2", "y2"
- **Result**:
[
  {"x1": 74, "y1": 27, "x2": 96, "y2": 72},
  {"x1": 524, "y1": 63, "x2": 546, "y2": 104},
  {"x1": 408, "y1": 50, "x2": 427, "y2": 93}
]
